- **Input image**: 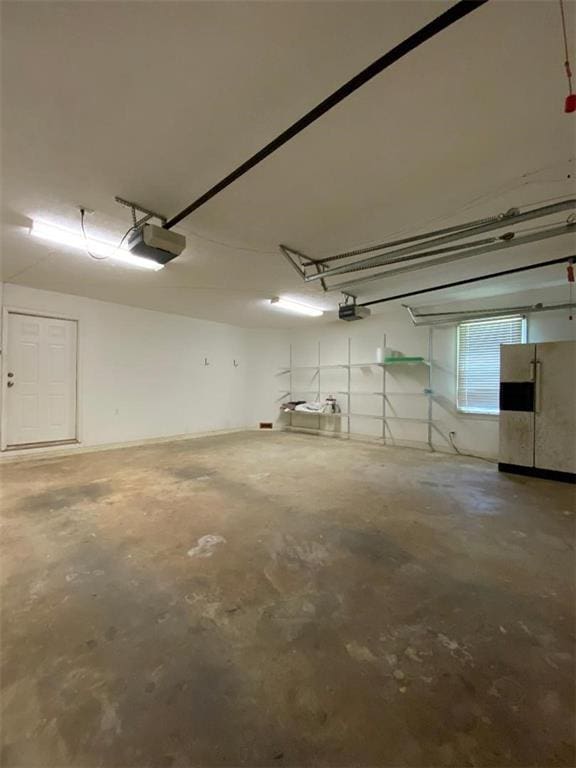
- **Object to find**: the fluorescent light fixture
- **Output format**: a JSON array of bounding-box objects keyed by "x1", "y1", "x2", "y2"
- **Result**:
[
  {"x1": 270, "y1": 296, "x2": 324, "y2": 317},
  {"x1": 30, "y1": 220, "x2": 164, "y2": 271}
]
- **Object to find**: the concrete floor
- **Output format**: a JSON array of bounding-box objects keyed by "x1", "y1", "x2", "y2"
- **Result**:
[{"x1": 1, "y1": 431, "x2": 574, "y2": 768}]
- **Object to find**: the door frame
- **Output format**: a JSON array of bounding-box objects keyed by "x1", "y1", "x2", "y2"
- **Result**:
[{"x1": 1, "y1": 307, "x2": 81, "y2": 451}]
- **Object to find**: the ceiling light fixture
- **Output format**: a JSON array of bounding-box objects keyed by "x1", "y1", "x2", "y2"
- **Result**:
[
  {"x1": 30, "y1": 220, "x2": 164, "y2": 271},
  {"x1": 270, "y1": 297, "x2": 324, "y2": 317}
]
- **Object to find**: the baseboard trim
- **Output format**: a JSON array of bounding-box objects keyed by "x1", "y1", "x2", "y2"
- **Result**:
[
  {"x1": 498, "y1": 462, "x2": 576, "y2": 484},
  {"x1": 0, "y1": 427, "x2": 250, "y2": 463},
  {"x1": 0, "y1": 423, "x2": 501, "y2": 466},
  {"x1": 282, "y1": 425, "x2": 435, "y2": 453},
  {"x1": 281, "y1": 426, "x2": 503, "y2": 463},
  {"x1": 4, "y1": 438, "x2": 79, "y2": 452}
]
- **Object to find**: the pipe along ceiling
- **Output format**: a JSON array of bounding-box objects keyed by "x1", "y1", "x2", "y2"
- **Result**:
[
  {"x1": 359, "y1": 254, "x2": 576, "y2": 308},
  {"x1": 161, "y1": 0, "x2": 489, "y2": 230},
  {"x1": 132, "y1": 0, "x2": 569, "y2": 314}
]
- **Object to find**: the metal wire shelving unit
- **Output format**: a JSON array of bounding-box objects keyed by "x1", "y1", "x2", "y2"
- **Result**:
[{"x1": 277, "y1": 331, "x2": 435, "y2": 448}]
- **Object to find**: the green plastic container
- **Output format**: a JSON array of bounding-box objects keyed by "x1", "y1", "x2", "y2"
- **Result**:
[{"x1": 383, "y1": 356, "x2": 426, "y2": 364}]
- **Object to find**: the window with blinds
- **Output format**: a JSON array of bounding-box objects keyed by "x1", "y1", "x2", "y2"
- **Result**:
[{"x1": 457, "y1": 316, "x2": 526, "y2": 414}]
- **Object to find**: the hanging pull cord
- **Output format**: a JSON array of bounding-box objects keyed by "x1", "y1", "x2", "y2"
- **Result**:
[
  {"x1": 80, "y1": 208, "x2": 108, "y2": 261},
  {"x1": 79, "y1": 208, "x2": 143, "y2": 262},
  {"x1": 559, "y1": 0, "x2": 576, "y2": 112}
]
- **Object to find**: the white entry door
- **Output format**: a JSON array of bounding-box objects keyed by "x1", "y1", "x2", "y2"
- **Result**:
[{"x1": 5, "y1": 313, "x2": 77, "y2": 447}]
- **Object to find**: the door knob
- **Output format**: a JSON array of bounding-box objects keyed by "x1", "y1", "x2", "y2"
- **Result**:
[
  {"x1": 7, "y1": 381, "x2": 14, "y2": 388},
  {"x1": 7, "y1": 372, "x2": 14, "y2": 377}
]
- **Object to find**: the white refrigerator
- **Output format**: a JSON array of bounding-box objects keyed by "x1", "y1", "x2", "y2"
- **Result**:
[{"x1": 499, "y1": 340, "x2": 576, "y2": 483}]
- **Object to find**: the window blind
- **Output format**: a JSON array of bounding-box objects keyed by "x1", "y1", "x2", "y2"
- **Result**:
[{"x1": 457, "y1": 316, "x2": 525, "y2": 414}]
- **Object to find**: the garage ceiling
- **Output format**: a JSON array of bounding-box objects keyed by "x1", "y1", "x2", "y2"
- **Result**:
[{"x1": 1, "y1": 0, "x2": 575, "y2": 327}]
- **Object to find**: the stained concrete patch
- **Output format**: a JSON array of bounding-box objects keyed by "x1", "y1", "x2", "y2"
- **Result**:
[
  {"x1": 169, "y1": 466, "x2": 214, "y2": 482},
  {"x1": 17, "y1": 481, "x2": 112, "y2": 514},
  {"x1": 269, "y1": 534, "x2": 332, "y2": 568},
  {"x1": 187, "y1": 535, "x2": 226, "y2": 558},
  {"x1": 332, "y1": 526, "x2": 412, "y2": 565},
  {"x1": 248, "y1": 472, "x2": 271, "y2": 481},
  {"x1": 346, "y1": 641, "x2": 377, "y2": 663}
]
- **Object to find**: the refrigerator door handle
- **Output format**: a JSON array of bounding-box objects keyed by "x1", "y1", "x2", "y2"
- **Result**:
[{"x1": 534, "y1": 360, "x2": 542, "y2": 413}]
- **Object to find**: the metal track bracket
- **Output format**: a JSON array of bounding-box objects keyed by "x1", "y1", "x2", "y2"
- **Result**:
[{"x1": 114, "y1": 196, "x2": 168, "y2": 228}]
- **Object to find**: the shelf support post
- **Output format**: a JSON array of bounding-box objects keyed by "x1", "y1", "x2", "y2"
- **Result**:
[
  {"x1": 347, "y1": 337, "x2": 351, "y2": 438},
  {"x1": 289, "y1": 343, "x2": 293, "y2": 431},
  {"x1": 382, "y1": 333, "x2": 387, "y2": 443},
  {"x1": 427, "y1": 328, "x2": 434, "y2": 450}
]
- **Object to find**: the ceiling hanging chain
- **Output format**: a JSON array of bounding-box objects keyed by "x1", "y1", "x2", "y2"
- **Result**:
[{"x1": 559, "y1": 0, "x2": 576, "y2": 112}]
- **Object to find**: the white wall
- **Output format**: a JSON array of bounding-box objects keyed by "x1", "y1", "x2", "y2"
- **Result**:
[
  {"x1": 528, "y1": 308, "x2": 576, "y2": 343},
  {"x1": 1, "y1": 284, "x2": 252, "y2": 448},
  {"x1": 2, "y1": 283, "x2": 574, "y2": 459},
  {"x1": 245, "y1": 328, "x2": 291, "y2": 427}
]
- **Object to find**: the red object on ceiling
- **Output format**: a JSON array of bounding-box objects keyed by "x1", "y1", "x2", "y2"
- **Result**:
[{"x1": 559, "y1": 0, "x2": 575, "y2": 114}]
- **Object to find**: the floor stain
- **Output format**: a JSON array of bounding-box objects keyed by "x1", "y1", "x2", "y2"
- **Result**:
[{"x1": 0, "y1": 431, "x2": 574, "y2": 767}]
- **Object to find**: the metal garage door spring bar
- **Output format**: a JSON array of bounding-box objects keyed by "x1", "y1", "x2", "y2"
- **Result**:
[
  {"x1": 303, "y1": 200, "x2": 576, "y2": 282},
  {"x1": 307, "y1": 211, "x2": 515, "y2": 266},
  {"x1": 329, "y1": 222, "x2": 575, "y2": 292}
]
